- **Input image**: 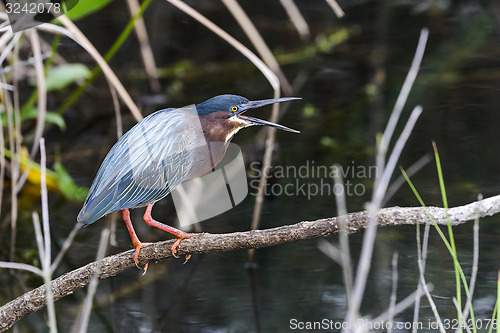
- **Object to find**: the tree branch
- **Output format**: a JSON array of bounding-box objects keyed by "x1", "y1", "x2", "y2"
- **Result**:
[{"x1": 1, "y1": 194, "x2": 500, "y2": 331}]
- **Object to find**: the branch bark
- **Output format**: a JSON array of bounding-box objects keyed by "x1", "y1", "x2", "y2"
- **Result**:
[{"x1": 1, "y1": 194, "x2": 500, "y2": 331}]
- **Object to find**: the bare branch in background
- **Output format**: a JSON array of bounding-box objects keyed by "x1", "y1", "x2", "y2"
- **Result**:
[
  {"x1": 332, "y1": 165, "x2": 353, "y2": 305},
  {"x1": 35, "y1": 138, "x2": 57, "y2": 332},
  {"x1": 454, "y1": 195, "x2": 481, "y2": 333},
  {"x1": 51, "y1": 223, "x2": 82, "y2": 273},
  {"x1": 383, "y1": 153, "x2": 432, "y2": 205},
  {"x1": 324, "y1": 0, "x2": 345, "y2": 18},
  {"x1": 221, "y1": 0, "x2": 293, "y2": 95},
  {"x1": 73, "y1": 227, "x2": 110, "y2": 333},
  {"x1": 412, "y1": 210, "x2": 431, "y2": 332},
  {"x1": 27, "y1": 30, "x2": 46, "y2": 159},
  {"x1": 126, "y1": 0, "x2": 160, "y2": 93},
  {"x1": 166, "y1": 0, "x2": 279, "y2": 89},
  {"x1": 279, "y1": 0, "x2": 310, "y2": 40}
]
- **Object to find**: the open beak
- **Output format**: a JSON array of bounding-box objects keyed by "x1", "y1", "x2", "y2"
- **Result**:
[{"x1": 234, "y1": 97, "x2": 301, "y2": 133}]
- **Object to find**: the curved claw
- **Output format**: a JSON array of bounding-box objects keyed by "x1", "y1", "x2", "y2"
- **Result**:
[
  {"x1": 170, "y1": 234, "x2": 196, "y2": 260},
  {"x1": 132, "y1": 242, "x2": 151, "y2": 272}
]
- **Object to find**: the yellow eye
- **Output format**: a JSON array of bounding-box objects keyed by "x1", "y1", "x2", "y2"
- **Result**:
[{"x1": 231, "y1": 106, "x2": 238, "y2": 112}]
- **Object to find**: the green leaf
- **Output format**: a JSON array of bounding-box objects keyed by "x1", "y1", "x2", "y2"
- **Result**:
[
  {"x1": 42, "y1": 64, "x2": 91, "y2": 91},
  {"x1": 53, "y1": 161, "x2": 89, "y2": 202},
  {"x1": 20, "y1": 108, "x2": 66, "y2": 131},
  {"x1": 302, "y1": 104, "x2": 316, "y2": 117},
  {"x1": 59, "y1": 0, "x2": 114, "y2": 21}
]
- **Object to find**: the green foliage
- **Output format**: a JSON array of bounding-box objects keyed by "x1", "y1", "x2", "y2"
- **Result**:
[
  {"x1": 2, "y1": 148, "x2": 88, "y2": 202},
  {"x1": 53, "y1": 161, "x2": 89, "y2": 202},
  {"x1": 29, "y1": 64, "x2": 91, "y2": 91},
  {"x1": 1, "y1": 109, "x2": 66, "y2": 131},
  {"x1": 46, "y1": 64, "x2": 91, "y2": 91},
  {"x1": 21, "y1": 108, "x2": 66, "y2": 131},
  {"x1": 60, "y1": 0, "x2": 114, "y2": 21},
  {"x1": 13, "y1": 63, "x2": 91, "y2": 131},
  {"x1": 302, "y1": 104, "x2": 316, "y2": 117}
]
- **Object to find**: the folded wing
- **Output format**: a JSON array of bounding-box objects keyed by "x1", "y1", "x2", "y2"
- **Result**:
[{"x1": 78, "y1": 106, "x2": 202, "y2": 225}]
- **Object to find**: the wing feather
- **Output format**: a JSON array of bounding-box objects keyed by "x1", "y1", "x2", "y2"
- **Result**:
[{"x1": 78, "y1": 106, "x2": 203, "y2": 225}]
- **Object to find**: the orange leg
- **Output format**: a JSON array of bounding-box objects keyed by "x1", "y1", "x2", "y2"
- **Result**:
[
  {"x1": 143, "y1": 203, "x2": 196, "y2": 259},
  {"x1": 122, "y1": 209, "x2": 150, "y2": 271}
]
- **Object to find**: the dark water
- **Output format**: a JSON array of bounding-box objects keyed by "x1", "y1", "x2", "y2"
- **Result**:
[{"x1": 3, "y1": 0, "x2": 500, "y2": 332}]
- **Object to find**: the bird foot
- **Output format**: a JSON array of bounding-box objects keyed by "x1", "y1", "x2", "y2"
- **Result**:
[
  {"x1": 131, "y1": 233, "x2": 195, "y2": 272},
  {"x1": 171, "y1": 233, "x2": 196, "y2": 262},
  {"x1": 132, "y1": 242, "x2": 151, "y2": 272}
]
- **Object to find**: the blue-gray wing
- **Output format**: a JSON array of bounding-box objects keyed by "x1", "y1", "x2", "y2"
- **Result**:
[{"x1": 78, "y1": 106, "x2": 202, "y2": 225}]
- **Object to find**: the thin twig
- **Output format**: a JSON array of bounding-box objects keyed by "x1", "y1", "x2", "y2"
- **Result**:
[
  {"x1": 4, "y1": 55, "x2": 18, "y2": 265},
  {"x1": 387, "y1": 252, "x2": 399, "y2": 333},
  {"x1": 375, "y1": 28, "x2": 428, "y2": 181},
  {"x1": 108, "y1": 83, "x2": 123, "y2": 138},
  {"x1": 0, "y1": 262, "x2": 42, "y2": 276},
  {"x1": 318, "y1": 240, "x2": 342, "y2": 263},
  {"x1": 375, "y1": 106, "x2": 423, "y2": 202},
  {"x1": 383, "y1": 153, "x2": 432, "y2": 205},
  {"x1": 51, "y1": 223, "x2": 82, "y2": 273},
  {"x1": 372, "y1": 283, "x2": 434, "y2": 324},
  {"x1": 38, "y1": 138, "x2": 57, "y2": 332},
  {"x1": 248, "y1": 92, "x2": 281, "y2": 263},
  {"x1": 333, "y1": 164, "x2": 353, "y2": 305},
  {"x1": 221, "y1": 0, "x2": 293, "y2": 95},
  {"x1": 165, "y1": 0, "x2": 279, "y2": 90},
  {"x1": 126, "y1": 0, "x2": 160, "y2": 93},
  {"x1": 455, "y1": 194, "x2": 481, "y2": 333},
  {"x1": 324, "y1": 0, "x2": 345, "y2": 18},
  {"x1": 278, "y1": 0, "x2": 310, "y2": 40},
  {"x1": 0, "y1": 30, "x2": 20, "y2": 67},
  {"x1": 417, "y1": 221, "x2": 445, "y2": 333},
  {"x1": 412, "y1": 215, "x2": 431, "y2": 333},
  {"x1": 40, "y1": 138, "x2": 51, "y2": 277},
  {"x1": 28, "y1": 30, "x2": 46, "y2": 160},
  {"x1": 453, "y1": 298, "x2": 473, "y2": 333},
  {"x1": 75, "y1": 227, "x2": 110, "y2": 333}
]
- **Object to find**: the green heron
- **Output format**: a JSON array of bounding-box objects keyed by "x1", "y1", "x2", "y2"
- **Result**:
[{"x1": 78, "y1": 94, "x2": 300, "y2": 268}]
